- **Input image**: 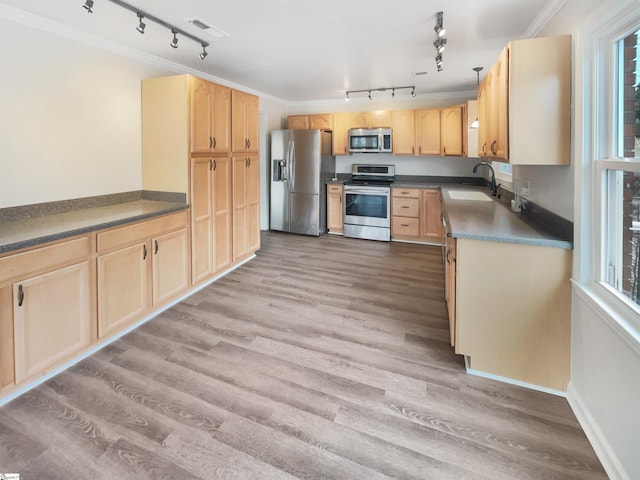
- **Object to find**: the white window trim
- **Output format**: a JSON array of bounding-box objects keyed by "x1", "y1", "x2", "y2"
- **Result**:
[{"x1": 576, "y1": 0, "x2": 640, "y2": 337}]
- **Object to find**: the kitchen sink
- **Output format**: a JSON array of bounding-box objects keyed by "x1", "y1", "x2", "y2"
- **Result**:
[{"x1": 447, "y1": 190, "x2": 493, "y2": 201}]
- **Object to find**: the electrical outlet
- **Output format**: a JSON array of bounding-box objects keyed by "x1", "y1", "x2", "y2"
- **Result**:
[{"x1": 520, "y1": 180, "x2": 530, "y2": 196}]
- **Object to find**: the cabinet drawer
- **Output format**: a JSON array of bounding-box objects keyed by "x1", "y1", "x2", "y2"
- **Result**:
[
  {"x1": 392, "y1": 188, "x2": 420, "y2": 199},
  {"x1": 0, "y1": 236, "x2": 91, "y2": 284},
  {"x1": 392, "y1": 198, "x2": 419, "y2": 217},
  {"x1": 97, "y1": 211, "x2": 188, "y2": 253},
  {"x1": 328, "y1": 185, "x2": 343, "y2": 194},
  {"x1": 392, "y1": 217, "x2": 420, "y2": 237}
]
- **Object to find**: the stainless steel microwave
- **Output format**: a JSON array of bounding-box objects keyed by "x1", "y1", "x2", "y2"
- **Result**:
[{"x1": 348, "y1": 128, "x2": 393, "y2": 153}]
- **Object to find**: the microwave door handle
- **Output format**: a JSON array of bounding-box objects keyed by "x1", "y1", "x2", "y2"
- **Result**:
[{"x1": 379, "y1": 133, "x2": 383, "y2": 152}]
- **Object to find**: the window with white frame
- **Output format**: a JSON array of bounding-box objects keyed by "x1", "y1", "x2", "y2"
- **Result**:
[{"x1": 597, "y1": 26, "x2": 640, "y2": 322}]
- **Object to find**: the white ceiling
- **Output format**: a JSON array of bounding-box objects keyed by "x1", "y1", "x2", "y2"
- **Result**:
[{"x1": 0, "y1": 0, "x2": 562, "y2": 102}]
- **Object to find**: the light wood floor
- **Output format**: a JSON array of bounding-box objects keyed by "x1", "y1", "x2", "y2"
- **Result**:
[{"x1": 0, "y1": 231, "x2": 608, "y2": 479}]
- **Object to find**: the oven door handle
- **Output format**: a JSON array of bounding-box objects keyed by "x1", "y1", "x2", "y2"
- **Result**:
[{"x1": 345, "y1": 187, "x2": 389, "y2": 195}]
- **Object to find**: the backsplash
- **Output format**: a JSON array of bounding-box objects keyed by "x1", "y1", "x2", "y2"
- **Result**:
[{"x1": 335, "y1": 153, "x2": 482, "y2": 177}]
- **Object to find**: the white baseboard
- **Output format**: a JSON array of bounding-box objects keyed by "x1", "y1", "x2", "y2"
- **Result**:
[
  {"x1": 463, "y1": 356, "x2": 567, "y2": 397},
  {"x1": 567, "y1": 383, "x2": 631, "y2": 480},
  {"x1": 0, "y1": 255, "x2": 256, "y2": 408}
]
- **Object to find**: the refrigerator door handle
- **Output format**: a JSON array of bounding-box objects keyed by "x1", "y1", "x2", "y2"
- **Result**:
[{"x1": 289, "y1": 140, "x2": 296, "y2": 190}]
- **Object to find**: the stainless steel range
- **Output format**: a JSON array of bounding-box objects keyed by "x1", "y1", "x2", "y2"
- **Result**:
[{"x1": 343, "y1": 164, "x2": 395, "y2": 241}]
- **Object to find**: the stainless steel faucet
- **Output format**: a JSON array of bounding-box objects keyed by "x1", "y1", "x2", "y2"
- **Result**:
[{"x1": 473, "y1": 162, "x2": 500, "y2": 196}]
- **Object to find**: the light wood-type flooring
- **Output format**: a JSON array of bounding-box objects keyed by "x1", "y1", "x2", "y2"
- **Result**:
[{"x1": 0, "y1": 231, "x2": 608, "y2": 479}]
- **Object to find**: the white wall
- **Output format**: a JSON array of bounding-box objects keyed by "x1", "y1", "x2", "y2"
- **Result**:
[{"x1": 0, "y1": 17, "x2": 172, "y2": 208}]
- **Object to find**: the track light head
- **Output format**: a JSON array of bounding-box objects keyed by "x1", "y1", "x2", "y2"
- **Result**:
[
  {"x1": 437, "y1": 64, "x2": 443, "y2": 72},
  {"x1": 435, "y1": 54, "x2": 443, "y2": 67},
  {"x1": 434, "y1": 38, "x2": 446, "y2": 54},
  {"x1": 83, "y1": 0, "x2": 94, "y2": 13},
  {"x1": 136, "y1": 13, "x2": 146, "y2": 34},
  {"x1": 199, "y1": 44, "x2": 208, "y2": 60},
  {"x1": 170, "y1": 30, "x2": 179, "y2": 48},
  {"x1": 434, "y1": 11, "x2": 445, "y2": 37},
  {"x1": 411, "y1": 87, "x2": 416, "y2": 97}
]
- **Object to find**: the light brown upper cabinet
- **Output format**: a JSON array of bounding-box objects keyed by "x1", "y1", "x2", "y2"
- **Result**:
[
  {"x1": 478, "y1": 35, "x2": 571, "y2": 165},
  {"x1": 287, "y1": 115, "x2": 308, "y2": 130},
  {"x1": 190, "y1": 77, "x2": 231, "y2": 154},
  {"x1": 391, "y1": 110, "x2": 415, "y2": 155},
  {"x1": 368, "y1": 110, "x2": 392, "y2": 128},
  {"x1": 232, "y1": 90, "x2": 260, "y2": 153},
  {"x1": 287, "y1": 113, "x2": 333, "y2": 131},
  {"x1": 332, "y1": 113, "x2": 349, "y2": 155},
  {"x1": 415, "y1": 109, "x2": 441, "y2": 156},
  {"x1": 441, "y1": 105, "x2": 465, "y2": 156}
]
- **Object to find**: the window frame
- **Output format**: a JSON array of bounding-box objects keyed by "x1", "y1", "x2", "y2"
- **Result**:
[{"x1": 584, "y1": 1, "x2": 640, "y2": 336}]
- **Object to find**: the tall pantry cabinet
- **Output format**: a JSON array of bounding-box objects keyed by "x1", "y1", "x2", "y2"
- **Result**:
[{"x1": 142, "y1": 74, "x2": 260, "y2": 287}]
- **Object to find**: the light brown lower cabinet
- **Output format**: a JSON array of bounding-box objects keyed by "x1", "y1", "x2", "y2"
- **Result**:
[
  {"x1": 0, "y1": 235, "x2": 95, "y2": 389},
  {"x1": 391, "y1": 188, "x2": 443, "y2": 244},
  {"x1": 327, "y1": 184, "x2": 343, "y2": 234},
  {"x1": 233, "y1": 154, "x2": 260, "y2": 262},
  {"x1": 451, "y1": 238, "x2": 571, "y2": 392},
  {"x1": 96, "y1": 211, "x2": 189, "y2": 339}
]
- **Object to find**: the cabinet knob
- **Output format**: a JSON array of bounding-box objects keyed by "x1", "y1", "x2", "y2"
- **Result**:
[
  {"x1": 154, "y1": 239, "x2": 159, "y2": 255},
  {"x1": 143, "y1": 244, "x2": 147, "y2": 260},
  {"x1": 491, "y1": 140, "x2": 497, "y2": 155},
  {"x1": 17, "y1": 284, "x2": 24, "y2": 307},
  {"x1": 209, "y1": 137, "x2": 213, "y2": 149},
  {"x1": 401, "y1": 206, "x2": 409, "y2": 209},
  {"x1": 213, "y1": 137, "x2": 217, "y2": 149},
  {"x1": 247, "y1": 139, "x2": 251, "y2": 149},
  {"x1": 213, "y1": 159, "x2": 217, "y2": 171},
  {"x1": 209, "y1": 159, "x2": 213, "y2": 171},
  {"x1": 443, "y1": 146, "x2": 447, "y2": 155}
]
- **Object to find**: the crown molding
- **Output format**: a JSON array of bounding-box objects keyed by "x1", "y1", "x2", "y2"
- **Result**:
[{"x1": 521, "y1": 0, "x2": 568, "y2": 38}]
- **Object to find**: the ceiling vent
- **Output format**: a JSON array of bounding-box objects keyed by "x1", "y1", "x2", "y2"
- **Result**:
[{"x1": 185, "y1": 17, "x2": 230, "y2": 38}]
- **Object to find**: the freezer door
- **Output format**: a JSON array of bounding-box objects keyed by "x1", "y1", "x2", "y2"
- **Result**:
[
  {"x1": 289, "y1": 192, "x2": 320, "y2": 236},
  {"x1": 270, "y1": 130, "x2": 291, "y2": 232},
  {"x1": 290, "y1": 130, "x2": 321, "y2": 195}
]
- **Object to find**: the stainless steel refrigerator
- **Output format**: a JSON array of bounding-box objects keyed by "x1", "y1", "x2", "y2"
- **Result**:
[{"x1": 270, "y1": 129, "x2": 335, "y2": 236}]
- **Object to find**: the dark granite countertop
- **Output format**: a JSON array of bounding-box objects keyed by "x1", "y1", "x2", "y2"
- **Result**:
[{"x1": 0, "y1": 198, "x2": 188, "y2": 255}]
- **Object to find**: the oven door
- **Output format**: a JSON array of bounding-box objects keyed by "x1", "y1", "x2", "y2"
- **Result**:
[{"x1": 344, "y1": 186, "x2": 390, "y2": 228}]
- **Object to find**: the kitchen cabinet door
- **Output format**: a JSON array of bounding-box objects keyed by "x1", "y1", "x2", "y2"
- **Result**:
[
  {"x1": 347, "y1": 112, "x2": 369, "y2": 129},
  {"x1": 420, "y1": 190, "x2": 444, "y2": 241},
  {"x1": 309, "y1": 114, "x2": 333, "y2": 130},
  {"x1": 327, "y1": 184, "x2": 343, "y2": 234},
  {"x1": 368, "y1": 110, "x2": 391, "y2": 128},
  {"x1": 152, "y1": 228, "x2": 189, "y2": 306},
  {"x1": 287, "y1": 115, "x2": 308, "y2": 130},
  {"x1": 415, "y1": 109, "x2": 441, "y2": 156},
  {"x1": 441, "y1": 105, "x2": 464, "y2": 156},
  {"x1": 232, "y1": 156, "x2": 248, "y2": 261},
  {"x1": 190, "y1": 157, "x2": 214, "y2": 284},
  {"x1": 13, "y1": 262, "x2": 91, "y2": 383},
  {"x1": 190, "y1": 77, "x2": 214, "y2": 154},
  {"x1": 213, "y1": 157, "x2": 233, "y2": 273},
  {"x1": 232, "y1": 90, "x2": 259, "y2": 153},
  {"x1": 477, "y1": 73, "x2": 491, "y2": 158},
  {"x1": 446, "y1": 237, "x2": 457, "y2": 347},
  {"x1": 191, "y1": 79, "x2": 231, "y2": 155},
  {"x1": 332, "y1": 113, "x2": 349, "y2": 155},
  {"x1": 391, "y1": 110, "x2": 415, "y2": 155},
  {"x1": 97, "y1": 242, "x2": 148, "y2": 338},
  {"x1": 247, "y1": 155, "x2": 261, "y2": 254}
]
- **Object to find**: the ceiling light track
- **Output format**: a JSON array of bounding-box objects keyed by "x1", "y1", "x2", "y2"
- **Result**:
[
  {"x1": 433, "y1": 11, "x2": 447, "y2": 72},
  {"x1": 345, "y1": 85, "x2": 416, "y2": 101},
  {"x1": 83, "y1": 0, "x2": 210, "y2": 59}
]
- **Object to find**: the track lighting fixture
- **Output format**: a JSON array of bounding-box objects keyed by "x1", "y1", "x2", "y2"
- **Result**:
[
  {"x1": 437, "y1": 64, "x2": 443, "y2": 72},
  {"x1": 345, "y1": 85, "x2": 416, "y2": 101},
  {"x1": 82, "y1": 0, "x2": 210, "y2": 59},
  {"x1": 434, "y1": 11, "x2": 445, "y2": 37},
  {"x1": 199, "y1": 44, "x2": 208, "y2": 60},
  {"x1": 434, "y1": 38, "x2": 446, "y2": 54},
  {"x1": 136, "y1": 13, "x2": 146, "y2": 34}
]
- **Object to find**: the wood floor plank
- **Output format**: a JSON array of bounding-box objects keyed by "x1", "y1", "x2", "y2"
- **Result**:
[{"x1": 0, "y1": 231, "x2": 607, "y2": 479}]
